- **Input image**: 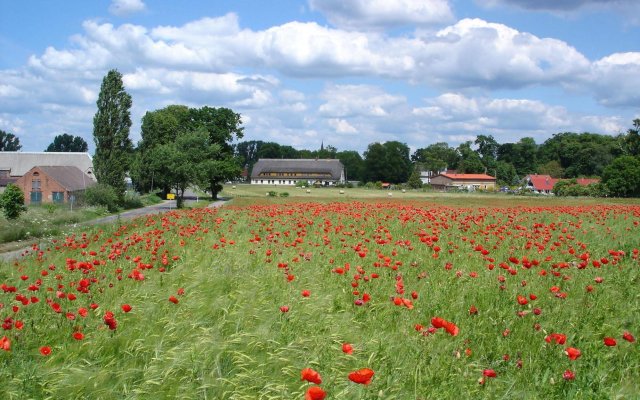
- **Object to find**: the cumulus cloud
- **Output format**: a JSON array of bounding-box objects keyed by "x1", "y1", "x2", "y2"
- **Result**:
[
  {"x1": 318, "y1": 85, "x2": 406, "y2": 118},
  {"x1": 109, "y1": 0, "x2": 146, "y2": 17},
  {"x1": 1, "y1": 12, "x2": 637, "y2": 151},
  {"x1": 477, "y1": 0, "x2": 637, "y2": 12},
  {"x1": 309, "y1": 0, "x2": 454, "y2": 30}
]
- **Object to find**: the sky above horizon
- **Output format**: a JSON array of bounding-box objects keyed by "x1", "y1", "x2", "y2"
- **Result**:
[{"x1": 1, "y1": 0, "x2": 639, "y2": 154}]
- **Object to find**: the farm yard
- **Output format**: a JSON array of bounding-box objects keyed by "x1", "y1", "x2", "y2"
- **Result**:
[{"x1": 0, "y1": 189, "x2": 639, "y2": 399}]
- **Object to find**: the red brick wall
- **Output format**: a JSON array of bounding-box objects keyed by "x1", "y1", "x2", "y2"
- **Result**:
[{"x1": 14, "y1": 167, "x2": 68, "y2": 205}]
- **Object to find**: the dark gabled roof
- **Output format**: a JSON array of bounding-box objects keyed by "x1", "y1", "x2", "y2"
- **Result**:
[
  {"x1": 0, "y1": 152, "x2": 95, "y2": 179},
  {"x1": 251, "y1": 159, "x2": 344, "y2": 180},
  {"x1": 37, "y1": 166, "x2": 96, "y2": 191}
]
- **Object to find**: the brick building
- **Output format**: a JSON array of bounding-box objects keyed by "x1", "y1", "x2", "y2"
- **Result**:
[{"x1": 14, "y1": 166, "x2": 95, "y2": 205}]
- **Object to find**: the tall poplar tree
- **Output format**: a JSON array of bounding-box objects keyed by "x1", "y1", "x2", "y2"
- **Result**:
[{"x1": 92, "y1": 69, "x2": 133, "y2": 201}]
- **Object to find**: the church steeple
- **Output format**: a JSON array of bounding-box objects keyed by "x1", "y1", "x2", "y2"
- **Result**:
[{"x1": 320, "y1": 140, "x2": 324, "y2": 152}]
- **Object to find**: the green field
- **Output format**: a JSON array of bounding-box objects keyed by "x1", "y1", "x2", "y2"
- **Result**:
[{"x1": 1, "y1": 189, "x2": 639, "y2": 399}]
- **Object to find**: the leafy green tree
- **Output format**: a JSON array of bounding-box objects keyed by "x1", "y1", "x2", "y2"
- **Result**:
[
  {"x1": 537, "y1": 160, "x2": 564, "y2": 178},
  {"x1": 457, "y1": 141, "x2": 486, "y2": 173},
  {"x1": 337, "y1": 150, "x2": 364, "y2": 182},
  {"x1": 92, "y1": 69, "x2": 133, "y2": 201},
  {"x1": 0, "y1": 184, "x2": 26, "y2": 220},
  {"x1": 84, "y1": 183, "x2": 119, "y2": 212},
  {"x1": 474, "y1": 134, "x2": 499, "y2": 169},
  {"x1": 620, "y1": 118, "x2": 640, "y2": 157},
  {"x1": 538, "y1": 132, "x2": 620, "y2": 178},
  {"x1": 495, "y1": 161, "x2": 519, "y2": 186},
  {"x1": 407, "y1": 167, "x2": 423, "y2": 189},
  {"x1": 412, "y1": 142, "x2": 459, "y2": 173},
  {"x1": 0, "y1": 129, "x2": 22, "y2": 151},
  {"x1": 45, "y1": 133, "x2": 89, "y2": 152},
  {"x1": 363, "y1": 141, "x2": 412, "y2": 183},
  {"x1": 602, "y1": 156, "x2": 640, "y2": 197},
  {"x1": 498, "y1": 137, "x2": 538, "y2": 176}
]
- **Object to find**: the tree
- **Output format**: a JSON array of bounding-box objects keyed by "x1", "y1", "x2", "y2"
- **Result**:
[
  {"x1": 407, "y1": 167, "x2": 423, "y2": 189},
  {"x1": 457, "y1": 141, "x2": 485, "y2": 173},
  {"x1": 0, "y1": 129, "x2": 21, "y2": 151},
  {"x1": 0, "y1": 184, "x2": 26, "y2": 220},
  {"x1": 337, "y1": 150, "x2": 364, "y2": 182},
  {"x1": 92, "y1": 69, "x2": 133, "y2": 201},
  {"x1": 363, "y1": 141, "x2": 412, "y2": 183},
  {"x1": 620, "y1": 119, "x2": 640, "y2": 157},
  {"x1": 602, "y1": 156, "x2": 640, "y2": 197},
  {"x1": 412, "y1": 142, "x2": 459, "y2": 173},
  {"x1": 474, "y1": 134, "x2": 499, "y2": 168},
  {"x1": 45, "y1": 133, "x2": 89, "y2": 152}
]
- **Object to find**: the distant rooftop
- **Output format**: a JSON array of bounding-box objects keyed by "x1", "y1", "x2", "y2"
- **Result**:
[{"x1": 0, "y1": 152, "x2": 95, "y2": 179}]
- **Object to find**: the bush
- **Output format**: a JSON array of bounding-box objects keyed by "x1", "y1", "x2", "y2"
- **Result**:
[
  {"x1": 267, "y1": 191, "x2": 277, "y2": 197},
  {"x1": 84, "y1": 184, "x2": 120, "y2": 212},
  {"x1": 279, "y1": 192, "x2": 289, "y2": 197},
  {"x1": 0, "y1": 184, "x2": 26, "y2": 220},
  {"x1": 122, "y1": 192, "x2": 144, "y2": 210},
  {"x1": 295, "y1": 181, "x2": 310, "y2": 188}
]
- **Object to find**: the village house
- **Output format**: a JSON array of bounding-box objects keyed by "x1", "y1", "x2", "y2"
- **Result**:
[
  {"x1": 430, "y1": 173, "x2": 496, "y2": 191},
  {"x1": 14, "y1": 166, "x2": 96, "y2": 205},
  {"x1": 251, "y1": 159, "x2": 345, "y2": 186},
  {"x1": 524, "y1": 174, "x2": 600, "y2": 194},
  {"x1": 0, "y1": 152, "x2": 96, "y2": 193}
]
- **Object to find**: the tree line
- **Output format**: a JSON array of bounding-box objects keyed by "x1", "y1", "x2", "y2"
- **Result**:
[
  {"x1": 2, "y1": 68, "x2": 639, "y2": 202},
  {"x1": 233, "y1": 121, "x2": 640, "y2": 197}
]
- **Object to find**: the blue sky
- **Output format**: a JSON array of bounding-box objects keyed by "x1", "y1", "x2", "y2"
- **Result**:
[{"x1": 1, "y1": 0, "x2": 638, "y2": 154}]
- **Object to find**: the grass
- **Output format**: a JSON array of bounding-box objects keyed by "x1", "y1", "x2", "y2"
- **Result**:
[{"x1": 0, "y1": 194, "x2": 639, "y2": 399}]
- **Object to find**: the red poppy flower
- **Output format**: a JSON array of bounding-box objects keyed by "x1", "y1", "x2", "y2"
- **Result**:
[
  {"x1": 169, "y1": 296, "x2": 179, "y2": 304},
  {"x1": 39, "y1": 346, "x2": 51, "y2": 356},
  {"x1": 342, "y1": 343, "x2": 353, "y2": 354},
  {"x1": 563, "y1": 369, "x2": 575, "y2": 381},
  {"x1": 348, "y1": 368, "x2": 374, "y2": 385},
  {"x1": 603, "y1": 337, "x2": 617, "y2": 346},
  {"x1": 517, "y1": 295, "x2": 528, "y2": 306},
  {"x1": 564, "y1": 347, "x2": 581, "y2": 360},
  {"x1": 73, "y1": 332, "x2": 84, "y2": 341},
  {"x1": 545, "y1": 333, "x2": 567, "y2": 345},
  {"x1": 482, "y1": 369, "x2": 497, "y2": 378},
  {"x1": 280, "y1": 305, "x2": 289, "y2": 313},
  {"x1": 301, "y1": 290, "x2": 311, "y2": 297},
  {"x1": 305, "y1": 386, "x2": 327, "y2": 400},
  {"x1": 623, "y1": 331, "x2": 635, "y2": 343},
  {"x1": 121, "y1": 304, "x2": 132, "y2": 313},
  {"x1": 0, "y1": 336, "x2": 10, "y2": 351},
  {"x1": 301, "y1": 368, "x2": 322, "y2": 384}
]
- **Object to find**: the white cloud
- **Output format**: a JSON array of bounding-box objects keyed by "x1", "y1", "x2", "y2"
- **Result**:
[
  {"x1": 590, "y1": 52, "x2": 640, "y2": 107},
  {"x1": 318, "y1": 85, "x2": 405, "y2": 117},
  {"x1": 309, "y1": 0, "x2": 454, "y2": 30},
  {"x1": 109, "y1": 0, "x2": 146, "y2": 17},
  {"x1": 477, "y1": 0, "x2": 637, "y2": 12},
  {"x1": 328, "y1": 118, "x2": 358, "y2": 134}
]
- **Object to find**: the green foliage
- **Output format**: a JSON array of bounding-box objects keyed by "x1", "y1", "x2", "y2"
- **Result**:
[
  {"x1": 279, "y1": 192, "x2": 289, "y2": 197},
  {"x1": 407, "y1": 168, "x2": 423, "y2": 189},
  {"x1": 92, "y1": 69, "x2": 133, "y2": 201},
  {"x1": 295, "y1": 180, "x2": 310, "y2": 188},
  {"x1": 363, "y1": 141, "x2": 412, "y2": 183},
  {"x1": 552, "y1": 179, "x2": 607, "y2": 197},
  {"x1": 45, "y1": 133, "x2": 89, "y2": 152},
  {"x1": 602, "y1": 156, "x2": 640, "y2": 197},
  {"x1": 0, "y1": 184, "x2": 26, "y2": 219},
  {"x1": 0, "y1": 129, "x2": 22, "y2": 151},
  {"x1": 121, "y1": 192, "x2": 144, "y2": 210},
  {"x1": 267, "y1": 191, "x2": 277, "y2": 197},
  {"x1": 84, "y1": 183, "x2": 120, "y2": 212},
  {"x1": 411, "y1": 142, "x2": 458, "y2": 173},
  {"x1": 337, "y1": 150, "x2": 364, "y2": 182}
]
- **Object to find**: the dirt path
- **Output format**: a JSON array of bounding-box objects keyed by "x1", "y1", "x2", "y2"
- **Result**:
[{"x1": 0, "y1": 199, "x2": 228, "y2": 262}]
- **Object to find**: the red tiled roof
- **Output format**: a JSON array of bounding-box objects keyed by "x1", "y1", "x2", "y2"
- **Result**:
[
  {"x1": 526, "y1": 175, "x2": 558, "y2": 191},
  {"x1": 440, "y1": 173, "x2": 495, "y2": 181}
]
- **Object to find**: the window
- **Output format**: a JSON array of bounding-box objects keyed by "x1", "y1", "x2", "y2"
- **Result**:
[
  {"x1": 31, "y1": 178, "x2": 41, "y2": 191},
  {"x1": 52, "y1": 192, "x2": 65, "y2": 204},
  {"x1": 30, "y1": 191, "x2": 42, "y2": 204}
]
